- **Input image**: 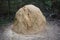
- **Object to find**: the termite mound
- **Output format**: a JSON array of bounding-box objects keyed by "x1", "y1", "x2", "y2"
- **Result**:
[{"x1": 12, "y1": 4, "x2": 47, "y2": 35}]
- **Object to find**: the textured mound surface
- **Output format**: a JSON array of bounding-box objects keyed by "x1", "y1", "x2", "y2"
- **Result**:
[{"x1": 12, "y1": 5, "x2": 46, "y2": 34}]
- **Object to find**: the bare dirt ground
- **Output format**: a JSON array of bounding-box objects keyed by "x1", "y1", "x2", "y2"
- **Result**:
[
  {"x1": 47, "y1": 18, "x2": 60, "y2": 40},
  {"x1": 0, "y1": 17, "x2": 60, "y2": 40}
]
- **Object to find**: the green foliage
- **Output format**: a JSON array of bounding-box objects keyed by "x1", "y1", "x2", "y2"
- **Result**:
[
  {"x1": 45, "y1": 1, "x2": 52, "y2": 8},
  {"x1": 0, "y1": 0, "x2": 52, "y2": 14}
]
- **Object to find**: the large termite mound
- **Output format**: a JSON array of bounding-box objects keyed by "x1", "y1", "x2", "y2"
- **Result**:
[{"x1": 12, "y1": 5, "x2": 47, "y2": 35}]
